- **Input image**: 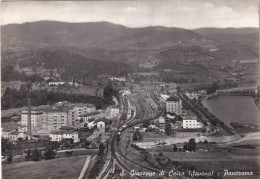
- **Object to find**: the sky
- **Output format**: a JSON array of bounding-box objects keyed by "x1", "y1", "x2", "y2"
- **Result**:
[{"x1": 0, "y1": 0, "x2": 259, "y2": 29}]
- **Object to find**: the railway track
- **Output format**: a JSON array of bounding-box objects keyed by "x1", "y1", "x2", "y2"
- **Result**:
[{"x1": 100, "y1": 92, "x2": 163, "y2": 179}]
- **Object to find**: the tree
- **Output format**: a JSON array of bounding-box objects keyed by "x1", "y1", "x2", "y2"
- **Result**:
[
  {"x1": 25, "y1": 149, "x2": 32, "y2": 161},
  {"x1": 7, "y1": 153, "x2": 13, "y2": 164},
  {"x1": 85, "y1": 140, "x2": 91, "y2": 148},
  {"x1": 165, "y1": 123, "x2": 171, "y2": 136},
  {"x1": 32, "y1": 148, "x2": 41, "y2": 161},
  {"x1": 98, "y1": 143, "x2": 106, "y2": 156},
  {"x1": 183, "y1": 142, "x2": 188, "y2": 152},
  {"x1": 186, "y1": 138, "x2": 196, "y2": 152},
  {"x1": 133, "y1": 132, "x2": 139, "y2": 141},
  {"x1": 44, "y1": 147, "x2": 56, "y2": 160},
  {"x1": 142, "y1": 120, "x2": 150, "y2": 128},
  {"x1": 173, "y1": 144, "x2": 178, "y2": 152},
  {"x1": 65, "y1": 151, "x2": 73, "y2": 157}
]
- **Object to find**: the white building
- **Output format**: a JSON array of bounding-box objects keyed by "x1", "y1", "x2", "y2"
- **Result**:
[
  {"x1": 21, "y1": 110, "x2": 44, "y2": 127},
  {"x1": 79, "y1": 111, "x2": 101, "y2": 122},
  {"x1": 120, "y1": 89, "x2": 131, "y2": 96},
  {"x1": 109, "y1": 77, "x2": 126, "y2": 82},
  {"x1": 49, "y1": 130, "x2": 79, "y2": 143},
  {"x1": 166, "y1": 96, "x2": 182, "y2": 115},
  {"x1": 158, "y1": 117, "x2": 166, "y2": 132},
  {"x1": 97, "y1": 121, "x2": 105, "y2": 133},
  {"x1": 9, "y1": 131, "x2": 27, "y2": 141},
  {"x1": 48, "y1": 81, "x2": 80, "y2": 87},
  {"x1": 182, "y1": 116, "x2": 202, "y2": 129},
  {"x1": 62, "y1": 130, "x2": 80, "y2": 143},
  {"x1": 49, "y1": 131, "x2": 63, "y2": 142},
  {"x1": 68, "y1": 103, "x2": 96, "y2": 127}
]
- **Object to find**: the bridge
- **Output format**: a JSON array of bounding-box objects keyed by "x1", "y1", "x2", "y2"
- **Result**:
[{"x1": 216, "y1": 85, "x2": 260, "y2": 97}]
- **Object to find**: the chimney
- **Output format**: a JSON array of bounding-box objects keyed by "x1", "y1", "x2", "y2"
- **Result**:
[{"x1": 27, "y1": 97, "x2": 32, "y2": 138}]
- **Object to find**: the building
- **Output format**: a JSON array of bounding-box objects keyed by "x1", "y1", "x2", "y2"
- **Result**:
[
  {"x1": 9, "y1": 131, "x2": 27, "y2": 142},
  {"x1": 166, "y1": 96, "x2": 182, "y2": 115},
  {"x1": 43, "y1": 109, "x2": 68, "y2": 131},
  {"x1": 49, "y1": 131, "x2": 63, "y2": 142},
  {"x1": 21, "y1": 110, "x2": 44, "y2": 128},
  {"x1": 48, "y1": 81, "x2": 80, "y2": 87},
  {"x1": 109, "y1": 77, "x2": 126, "y2": 82},
  {"x1": 97, "y1": 121, "x2": 105, "y2": 133},
  {"x1": 68, "y1": 103, "x2": 96, "y2": 127},
  {"x1": 158, "y1": 117, "x2": 166, "y2": 132},
  {"x1": 1, "y1": 122, "x2": 29, "y2": 141},
  {"x1": 62, "y1": 130, "x2": 80, "y2": 143},
  {"x1": 182, "y1": 116, "x2": 202, "y2": 129},
  {"x1": 79, "y1": 111, "x2": 101, "y2": 123}
]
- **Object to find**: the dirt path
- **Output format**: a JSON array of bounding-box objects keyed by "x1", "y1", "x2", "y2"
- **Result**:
[{"x1": 78, "y1": 156, "x2": 91, "y2": 179}]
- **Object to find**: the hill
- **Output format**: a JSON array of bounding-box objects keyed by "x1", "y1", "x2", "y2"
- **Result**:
[
  {"x1": 2, "y1": 21, "x2": 202, "y2": 50},
  {"x1": 193, "y1": 27, "x2": 259, "y2": 42}
]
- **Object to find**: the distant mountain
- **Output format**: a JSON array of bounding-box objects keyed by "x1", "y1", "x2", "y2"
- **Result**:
[
  {"x1": 2, "y1": 21, "x2": 202, "y2": 50},
  {"x1": 193, "y1": 27, "x2": 259, "y2": 42}
]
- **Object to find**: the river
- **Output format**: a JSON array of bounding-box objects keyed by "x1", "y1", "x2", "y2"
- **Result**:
[{"x1": 202, "y1": 96, "x2": 260, "y2": 126}]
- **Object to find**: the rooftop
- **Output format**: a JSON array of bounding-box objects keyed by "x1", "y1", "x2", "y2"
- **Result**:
[
  {"x1": 75, "y1": 103, "x2": 95, "y2": 108},
  {"x1": 166, "y1": 96, "x2": 180, "y2": 102},
  {"x1": 45, "y1": 109, "x2": 68, "y2": 113},
  {"x1": 79, "y1": 111, "x2": 101, "y2": 117},
  {"x1": 62, "y1": 130, "x2": 78, "y2": 135},
  {"x1": 2, "y1": 122, "x2": 19, "y2": 132},
  {"x1": 94, "y1": 117, "x2": 111, "y2": 124},
  {"x1": 10, "y1": 131, "x2": 22, "y2": 135},
  {"x1": 183, "y1": 116, "x2": 197, "y2": 121}
]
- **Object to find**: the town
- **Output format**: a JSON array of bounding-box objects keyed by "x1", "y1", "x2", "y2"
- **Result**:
[
  {"x1": 1, "y1": 0, "x2": 260, "y2": 178},
  {"x1": 2, "y1": 71, "x2": 260, "y2": 178}
]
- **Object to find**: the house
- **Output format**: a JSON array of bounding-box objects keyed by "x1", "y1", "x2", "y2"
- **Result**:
[
  {"x1": 119, "y1": 89, "x2": 131, "y2": 96},
  {"x1": 166, "y1": 113, "x2": 175, "y2": 119},
  {"x1": 18, "y1": 125, "x2": 27, "y2": 132},
  {"x1": 48, "y1": 81, "x2": 80, "y2": 87},
  {"x1": 97, "y1": 121, "x2": 105, "y2": 133},
  {"x1": 87, "y1": 121, "x2": 96, "y2": 129},
  {"x1": 1, "y1": 122, "x2": 19, "y2": 139},
  {"x1": 166, "y1": 96, "x2": 182, "y2": 115},
  {"x1": 109, "y1": 77, "x2": 126, "y2": 82},
  {"x1": 62, "y1": 130, "x2": 79, "y2": 143},
  {"x1": 49, "y1": 131, "x2": 63, "y2": 142},
  {"x1": 158, "y1": 117, "x2": 166, "y2": 132},
  {"x1": 182, "y1": 116, "x2": 202, "y2": 129},
  {"x1": 9, "y1": 131, "x2": 27, "y2": 141}
]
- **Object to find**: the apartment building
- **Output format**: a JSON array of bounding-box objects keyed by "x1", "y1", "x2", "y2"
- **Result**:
[
  {"x1": 166, "y1": 96, "x2": 182, "y2": 115},
  {"x1": 68, "y1": 103, "x2": 96, "y2": 127},
  {"x1": 42, "y1": 109, "x2": 68, "y2": 131},
  {"x1": 182, "y1": 116, "x2": 202, "y2": 129},
  {"x1": 21, "y1": 110, "x2": 44, "y2": 127}
]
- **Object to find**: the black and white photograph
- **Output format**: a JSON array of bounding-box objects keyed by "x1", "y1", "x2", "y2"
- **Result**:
[{"x1": 1, "y1": 0, "x2": 260, "y2": 178}]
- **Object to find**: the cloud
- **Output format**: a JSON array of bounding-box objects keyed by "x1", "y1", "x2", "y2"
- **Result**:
[
  {"x1": 1, "y1": 0, "x2": 258, "y2": 29},
  {"x1": 174, "y1": 6, "x2": 193, "y2": 12},
  {"x1": 204, "y1": 2, "x2": 214, "y2": 8}
]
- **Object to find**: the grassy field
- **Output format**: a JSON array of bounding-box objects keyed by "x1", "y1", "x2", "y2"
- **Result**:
[{"x1": 2, "y1": 156, "x2": 87, "y2": 179}]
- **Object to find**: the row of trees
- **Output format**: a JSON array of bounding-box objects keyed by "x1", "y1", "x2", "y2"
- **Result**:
[
  {"x1": 172, "y1": 138, "x2": 197, "y2": 152},
  {"x1": 2, "y1": 65, "x2": 44, "y2": 82},
  {"x1": 89, "y1": 143, "x2": 106, "y2": 178},
  {"x1": 6, "y1": 146, "x2": 56, "y2": 164},
  {"x1": 25, "y1": 147, "x2": 56, "y2": 161},
  {"x1": 2, "y1": 85, "x2": 112, "y2": 110}
]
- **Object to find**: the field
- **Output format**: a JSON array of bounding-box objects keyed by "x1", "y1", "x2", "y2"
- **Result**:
[{"x1": 2, "y1": 156, "x2": 87, "y2": 179}]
